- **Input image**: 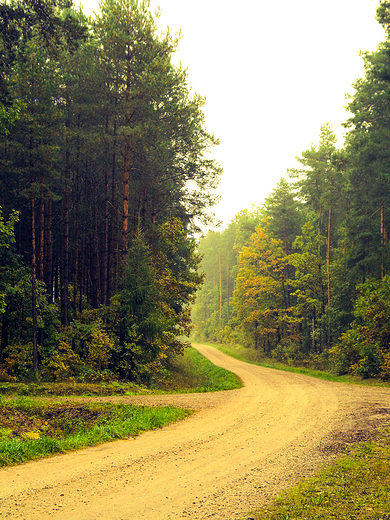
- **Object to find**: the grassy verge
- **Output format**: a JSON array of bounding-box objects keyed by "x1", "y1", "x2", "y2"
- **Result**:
[
  {"x1": 155, "y1": 346, "x2": 243, "y2": 392},
  {"x1": 209, "y1": 342, "x2": 390, "y2": 387},
  {"x1": 0, "y1": 396, "x2": 192, "y2": 467},
  {"x1": 0, "y1": 347, "x2": 242, "y2": 397},
  {"x1": 0, "y1": 347, "x2": 240, "y2": 467},
  {"x1": 0, "y1": 380, "x2": 151, "y2": 397},
  {"x1": 247, "y1": 429, "x2": 390, "y2": 520}
]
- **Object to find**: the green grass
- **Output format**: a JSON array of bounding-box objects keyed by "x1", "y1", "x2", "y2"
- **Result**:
[
  {"x1": 157, "y1": 346, "x2": 243, "y2": 392},
  {"x1": 210, "y1": 342, "x2": 390, "y2": 387},
  {"x1": 247, "y1": 430, "x2": 390, "y2": 520},
  {"x1": 0, "y1": 380, "x2": 152, "y2": 397},
  {"x1": 0, "y1": 396, "x2": 192, "y2": 467},
  {"x1": 0, "y1": 348, "x2": 241, "y2": 467},
  {"x1": 0, "y1": 347, "x2": 242, "y2": 396}
]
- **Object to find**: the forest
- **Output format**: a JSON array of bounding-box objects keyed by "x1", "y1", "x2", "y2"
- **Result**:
[
  {"x1": 191, "y1": 1, "x2": 390, "y2": 381},
  {"x1": 4, "y1": 0, "x2": 390, "y2": 385},
  {"x1": 0, "y1": 0, "x2": 221, "y2": 382}
]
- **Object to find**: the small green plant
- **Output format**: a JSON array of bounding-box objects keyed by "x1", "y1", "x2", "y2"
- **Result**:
[{"x1": 0, "y1": 427, "x2": 12, "y2": 440}]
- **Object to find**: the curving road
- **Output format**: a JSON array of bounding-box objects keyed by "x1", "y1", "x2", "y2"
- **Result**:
[{"x1": 1, "y1": 343, "x2": 390, "y2": 519}]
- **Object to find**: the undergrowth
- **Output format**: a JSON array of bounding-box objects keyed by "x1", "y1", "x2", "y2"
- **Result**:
[
  {"x1": 212, "y1": 343, "x2": 390, "y2": 388},
  {"x1": 0, "y1": 347, "x2": 242, "y2": 396}
]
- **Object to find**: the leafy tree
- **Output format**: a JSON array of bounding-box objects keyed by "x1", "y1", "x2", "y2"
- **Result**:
[
  {"x1": 263, "y1": 178, "x2": 304, "y2": 310},
  {"x1": 331, "y1": 276, "x2": 390, "y2": 380},
  {"x1": 0, "y1": 206, "x2": 18, "y2": 319},
  {"x1": 232, "y1": 220, "x2": 289, "y2": 352},
  {"x1": 263, "y1": 178, "x2": 304, "y2": 255},
  {"x1": 287, "y1": 222, "x2": 326, "y2": 353},
  {"x1": 0, "y1": 0, "x2": 220, "y2": 381},
  {"x1": 343, "y1": 34, "x2": 390, "y2": 283},
  {"x1": 289, "y1": 124, "x2": 347, "y2": 348},
  {"x1": 0, "y1": 0, "x2": 87, "y2": 135},
  {"x1": 113, "y1": 219, "x2": 202, "y2": 381},
  {"x1": 192, "y1": 208, "x2": 262, "y2": 343}
]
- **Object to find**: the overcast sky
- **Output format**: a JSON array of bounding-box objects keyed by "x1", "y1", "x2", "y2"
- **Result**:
[{"x1": 80, "y1": 0, "x2": 385, "y2": 228}]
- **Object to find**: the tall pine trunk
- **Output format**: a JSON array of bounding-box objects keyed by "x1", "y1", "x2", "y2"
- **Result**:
[
  {"x1": 101, "y1": 114, "x2": 109, "y2": 306},
  {"x1": 62, "y1": 141, "x2": 70, "y2": 327},
  {"x1": 38, "y1": 166, "x2": 45, "y2": 282},
  {"x1": 326, "y1": 207, "x2": 332, "y2": 349},
  {"x1": 381, "y1": 203, "x2": 387, "y2": 280},
  {"x1": 73, "y1": 135, "x2": 80, "y2": 318},
  {"x1": 45, "y1": 192, "x2": 52, "y2": 298},
  {"x1": 122, "y1": 49, "x2": 131, "y2": 265},
  {"x1": 108, "y1": 110, "x2": 117, "y2": 300},
  {"x1": 30, "y1": 131, "x2": 38, "y2": 373}
]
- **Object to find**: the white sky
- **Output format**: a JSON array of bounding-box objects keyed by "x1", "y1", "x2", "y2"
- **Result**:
[{"x1": 80, "y1": 0, "x2": 385, "y2": 228}]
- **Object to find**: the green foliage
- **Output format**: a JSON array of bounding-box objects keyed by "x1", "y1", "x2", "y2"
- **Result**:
[
  {"x1": 232, "y1": 220, "x2": 291, "y2": 352},
  {"x1": 331, "y1": 276, "x2": 390, "y2": 379},
  {"x1": 0, "y1": 207, "x2": 19, "y2": 315},
  {"x1": 0, "y1": 101, "x2": 24, "y2": 135},
  {"x1": 287, "y1": 222, "x2": 327, "y2": 352},
  {"x1": 0, "y1": 0, "x2": 219, "y2": 383},
  {"x1": 191, "y1": 207, "x2": 262, "y2": 343},
  {"x1": 263, "y1": 178, "x2": 304, "y2": 255},
  {"x1": 113, "y1": 220, "x2": 203, "y2": 381}
]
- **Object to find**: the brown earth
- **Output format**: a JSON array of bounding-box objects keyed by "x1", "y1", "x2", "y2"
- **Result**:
[
  {"x1": 0, "y1": 405, "x2": 107, "y2": 439},
  {"x1": 1, "y1": 343, "x2": 390, "y2": 520}
]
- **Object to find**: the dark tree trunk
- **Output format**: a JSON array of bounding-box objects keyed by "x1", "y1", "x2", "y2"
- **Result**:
[
  {"x1": 122, "y1": 47, "x2": 131, "y2": 265},
  {"x1": 30, "y1": 131, "x2": 39, "y2": 374},
  {"x1": 45, "y1": 192, "x2": 53, "y2": 298},
  {"x1": 61, "y1": 143, "x2": 70, "y2": 327},
  {"x1": 101, "y1": 114, "x2": 109, "y2": 306},
  {"x1": 38, "y1": 166, "x2": 45, "y2": 282},
  {"x1": 31, "y1": 177, "x2": 38, "y2": 373},
  {"x1": 91, "y1": 181, "x2": 100, "y2": 308}
]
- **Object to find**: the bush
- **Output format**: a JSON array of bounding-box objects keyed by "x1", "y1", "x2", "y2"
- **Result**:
[{"x1": 331, "y1": 276, "x2": 390, "y2": 379}]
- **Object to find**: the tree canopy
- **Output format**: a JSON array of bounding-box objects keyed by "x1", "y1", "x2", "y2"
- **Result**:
[{"x1": 0, "y1": 0, "x2": 220, "y2": 382}]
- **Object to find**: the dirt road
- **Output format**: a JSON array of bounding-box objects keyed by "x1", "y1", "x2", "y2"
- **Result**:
[{"x1": 1, "y1": 344, "x2": 390, "y2": 519}]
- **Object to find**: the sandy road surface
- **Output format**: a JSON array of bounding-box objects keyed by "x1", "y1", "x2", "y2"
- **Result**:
[{"x1": 1, "y1": 344, "x2": 390, "y2": 520}]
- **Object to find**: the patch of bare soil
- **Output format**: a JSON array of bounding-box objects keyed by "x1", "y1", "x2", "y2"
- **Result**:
[
  {"x1": 0, "y1": 405, "x2": 105, "y2": 439},
  {"x1": 1, "y1": 343, "x2": 390, "y2": 520}
]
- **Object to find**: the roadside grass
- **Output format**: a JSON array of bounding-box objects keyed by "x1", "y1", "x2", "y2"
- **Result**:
[
  {"x1": 0, "y1": 396, "x2": 192, "y2": 467},
  {"x1": 0, "y1": 347, "x2": 242, "y2": 397},
  {"x1": 0, "y1": 347, "x2": 240, "y2": 467},
  {"x1": 209, "y1": 342, "x2": 390, "y2": 387},
  {"x1": 154, "y1": 346, "x2": 243, "y2": 392},
  {"x1": 0, "y1": 380, "x2": 151, "y2": 397},
  {"x1": 247, "y1": 429, "x2": 390, "y2": 520}
]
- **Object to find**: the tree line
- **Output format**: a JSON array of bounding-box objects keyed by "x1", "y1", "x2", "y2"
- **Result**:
[
  {"x1": 192, "y1": 1, "x2": 390, "y2": 380},
  {"x1": 0, "y1": 0, "x2": 221, "y2": 382}
]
